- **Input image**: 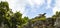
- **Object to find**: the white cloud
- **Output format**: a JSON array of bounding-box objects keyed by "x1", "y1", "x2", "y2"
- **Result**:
[
  {"x1": 47, "y1": 0, "x2": 51, "y2": 5},
  {"x1": 6, "y1": 0, "x2": 44, "y2": 14},
  {"x1": 1, "y1": 0, "x2": 58, "y2": 18},
  {"x1": 6, "y1": 0, "x2": 26, "y2": 14},
  {"x1": 32, "y1": 0, "x2": 45, "y2": 5},
  {"x1": 5, "y1": 0, "x2": 53, "y2": 17},
  {"x1": 53, "y1": 7, "x2": 60, "y2": 14},
  {"x1": 45, "y1": 0, "x2": 52, "y2": 9},
  {"x1": 26, "y1": 0, "x2": 46, "y2": 12},
  {"x1": 53, "y1": 0, "x2": 60, "y2": 14},
  {"x1": 0, "y1": 0, "x2": 6, "y2": 1}
]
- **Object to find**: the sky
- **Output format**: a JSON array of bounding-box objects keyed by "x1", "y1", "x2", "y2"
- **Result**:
[{"x1": 0, "y1": 0, "x2": 60, "y2": 18}]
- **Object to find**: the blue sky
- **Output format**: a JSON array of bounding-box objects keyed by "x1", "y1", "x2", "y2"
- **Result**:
[{"x1": 0, "y1": 0, "x2": 60, "y2": 18}]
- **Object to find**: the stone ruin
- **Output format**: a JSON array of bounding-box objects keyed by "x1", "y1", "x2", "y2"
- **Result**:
[
  {"x1": 22, "y1": 13, "x2": 47, "y2": 28},
  {"x1": 22, "y1": 20, "x2": 47, "y2": 28},
  {"x1": 54, "y1": 17, "x2": 60, "y2": 28}
]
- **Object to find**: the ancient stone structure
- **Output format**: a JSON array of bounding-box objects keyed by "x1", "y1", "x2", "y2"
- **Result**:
[
  {"x1": 54, "y1": 17, "x2": 60, "y2": 28},
  {"x1": 22, "y1": 20, "x2": 47, "y2": 28},
  {"x1": 22, "y1": 13, "x2": 46, "y2": 28}
]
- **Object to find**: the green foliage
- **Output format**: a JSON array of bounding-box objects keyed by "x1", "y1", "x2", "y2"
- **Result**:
[
  {"x1": 14, "y1": 12, "x2": 22, "y2": 18},
  {"x1": 0, "y1": 1, "x2": 29, "y2": 28},
  {"x1": 52, "y1": 11, "x2": 60, "y2": 20},
  {"x1": 39, "y1": 16, "x2": 46, "y2": 20},
  {"x1": 23, "y1": 17, "x2": 29, "y2": 22},
  {"x1": 0, "y1": 1, "x2": 11, "y2": 28}
]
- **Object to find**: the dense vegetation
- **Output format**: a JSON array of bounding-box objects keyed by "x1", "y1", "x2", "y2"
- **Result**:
[
  {"x1": 0, "y1": 1, "x2": 60, "y2": 28},
  {"x1": 0, "y1": 1, "x2": 29, "y2": 28}
]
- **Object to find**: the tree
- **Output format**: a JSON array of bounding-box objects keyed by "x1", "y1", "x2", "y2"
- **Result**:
[
  {"x1": 0, "y1": 1, "x2": 29, "y2": 28},
  {"x1": 0, "y1": 1, "x2": 14, "y2": 28},
  {"x1": 23, "y1": 17, "x2": 29, "y2": 23},
  {"x1": 52, "y1": 11, "x2": 60, "y2": 23},
  {"x1": 10, "y1": 12, "x2": 29, "y2": 28}
]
